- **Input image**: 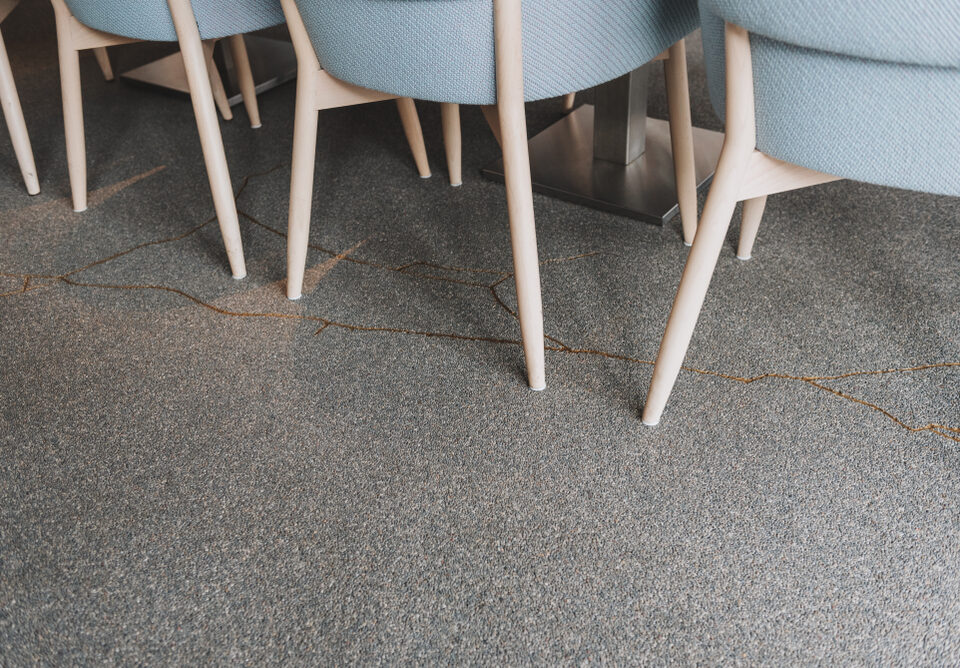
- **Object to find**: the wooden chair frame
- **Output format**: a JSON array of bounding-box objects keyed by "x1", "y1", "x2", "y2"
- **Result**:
[
  {"x1": 0, "y1": 0, "x2": 39, "y2": 194},
  {"x1": 50, "y1": 0, "x2": 267, "y2": 277},
  {"x1": 642, "y1": 22, "x2": 841, "y2": 425},
  {"x1": 282, "y1": 0, "x2": 699, "y2": 390},
  {"x1": 280, "y1": 0, "x2": 543, "y2": 387},
  {"x1": 281, "y1": 0, "x2": 433, "y2": 306}
]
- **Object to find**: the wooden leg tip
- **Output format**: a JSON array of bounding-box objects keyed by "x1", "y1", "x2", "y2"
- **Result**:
[
  {"x1": 529, "y1": 383, "x2": 546, "y2": 392},
  {"x1": 73, "y1": 206, "x2": 87, "y2": 213},
  {"x1": 641, "y1": 405, "x2": 662, "y2": 426},
  {"x1": 27, "y1": 185, "x2": 40, "y2": 196},
  {"x1": 449, "y1": 181, "x2": 462, "y2": 187},
  {"x1": 683, "y1": 241, "x2": 693, "y2": 247},
  {"x1": 232, "y1": 272, "x2": 247, "y2": 280},
  {"x1": 287, "y1": 292, "x2": 302, "y2": 301},
  {"x1": 419, "y1": 173, "x2": 432, "y2": 179},
  {"x1": 250, "y1": 123, "x2": 262, "y2": 129},
  {"x1": 736, "y1": 254, "x2": 752, "y2": 261}
]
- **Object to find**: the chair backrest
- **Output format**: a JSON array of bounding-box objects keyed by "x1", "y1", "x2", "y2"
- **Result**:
[
  {"x1": 62, "y1": 0, "x2": 284, "y2": 42},
  {"x1": 700, "y1": 0, "x2": 960, "y2": 197},
  {"x1": 706, "y1": 0, "x2": 960, "y2": 70},
  {"x1": 290, "y1": 0, "x2": 699, "y2": 105}
]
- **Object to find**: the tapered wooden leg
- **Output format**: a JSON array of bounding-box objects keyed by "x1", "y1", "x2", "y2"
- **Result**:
[
  {"x1": 92, "y1": 46, "x2": 113, "y2": 81},
  {"x1": 737, "y1": 195, "x2": 767, "y2": 260},
  {"x1": 169, "y1": 0, "x2": 245, "y2": 278},
  {"x1": 202, "y1": 39, "x2": 233, "y2": 122},
  {"x1": 0, "y1": 27, "x2": 39, "y2": 194},
  {"x1": 664, "y1": 39, "x2": 698, "y2": 246},
  {"x1": 480, "y1": 104, "x2": 502, "y2": 146},
  {"x1": 561, "y1": 92, "x2": 575, "y2": 112},
  {"x1": 285, "y1": 70, "x2": 319, "y2": 300},
  {"x1": 227, "y1": 34, "x2": 261, "y2": 129},
  {"x1": 395, "y1": 97, "x2": 430, "y2": 178},
  {"x1": 52, "y1": 2, "x2": 86, "y2": 211},
  {"x1": 641, "y1": 150, "x2": 748, "y2": 424},
  {"x1": 494, "y1": 0, "x2": 545, "y2": 390},
  {"x1": 642, "y1": 22, "x2": 757, "y2": 425},
  {"x1": 440, "y1": 102, "x2": 461, "y2": 186}
]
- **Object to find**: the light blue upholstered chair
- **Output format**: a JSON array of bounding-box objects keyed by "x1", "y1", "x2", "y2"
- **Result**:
[
  {"x1": 642, "y1": 0, "x2": 960, "y2": 425},
  {"x1": 281, "y1": 0, "x2": 701, "y2": 390},
  {"x1": 0, "y1": 0, "x2": 38, "y2": 194},
  {"x1": 49, "y1": 0, "x2": 287, "y2": 279}
]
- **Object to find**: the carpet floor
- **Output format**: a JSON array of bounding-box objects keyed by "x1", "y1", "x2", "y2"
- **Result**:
[{"x1": 1, "y1": 1, "x2": 959, "y2": 663}]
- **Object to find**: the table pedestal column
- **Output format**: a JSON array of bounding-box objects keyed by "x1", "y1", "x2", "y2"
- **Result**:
[{"x1": 482, "y1": 65, "x2": 724, "y2": 225}]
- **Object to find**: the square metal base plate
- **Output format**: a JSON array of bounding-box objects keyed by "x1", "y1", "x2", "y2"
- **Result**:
[
  {"x1": 481, "y1": 104, "x2": 724, "y2": 225},
  {"x1": 120, "y1": 35, "x2": 297, "y2": 106}
]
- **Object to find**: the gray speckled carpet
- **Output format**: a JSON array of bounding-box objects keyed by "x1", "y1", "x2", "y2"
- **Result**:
[{"x1": 2, "y1": 1, "x2": 959, "y2": 663}]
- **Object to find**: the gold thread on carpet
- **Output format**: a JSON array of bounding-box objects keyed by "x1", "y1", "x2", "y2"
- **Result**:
[
  {"x1": 3, "y1": 167, "x2": 956, "y2": 444},
  {"x1": 239, "y1": 209, "x2": 512, "y2": 287},
  {"x1": 58, "y1": 277, "x2": 527, "y2": 347},
  {"x1": 804, "y1": 379, "x2": 960, "y2": 443},
  {"x1": 52, "y1": 275, "x2": 960, "y2": 444}
]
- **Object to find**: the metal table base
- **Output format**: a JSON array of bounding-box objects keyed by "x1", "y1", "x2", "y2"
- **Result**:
[
  {"x1": 120, "y1": 35, "x2": 297, "y2": 106},
  {"x1": 482, "y1": 104, "x2": 724, "y2": 225}
]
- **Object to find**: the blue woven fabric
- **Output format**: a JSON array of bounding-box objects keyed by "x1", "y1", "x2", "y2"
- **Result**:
[
  {"x1": 292, "y1": 0, "x2": 699, "y2": 105},
  {"x1": 705, "y1": 0, "x2": 960, "y2": 69},
  {"x1": 701, "y1": 0, "x2": 960, "y2": 197},
  {"x1": 63, "y1": 0, "x2": 284, "y2": 42}
]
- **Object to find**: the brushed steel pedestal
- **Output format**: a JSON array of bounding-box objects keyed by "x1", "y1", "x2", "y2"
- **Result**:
[
  {"x1": 482, "y1": 65, "x2": 724, "y2": 225},
  {"x1": 120, "y1": 35, "x2": 297, "y2": 106},
  {"x1": 482, "y1": 105, "x2": 723, "y2": 225}
]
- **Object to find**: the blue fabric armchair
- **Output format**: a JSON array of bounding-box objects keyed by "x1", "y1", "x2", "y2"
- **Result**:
[
  {"x1": 50, "y1": 0, "x2": 285, "y2": 279},
  {"x1": 281, "y1": 0, "x2": 701, "y2": 390},
  {"x1": 642, "y1": 0, "x2": 960, "y2": 425},
  {"x1": 700, "y1": 0, "x2": 960, "y2": 198}
]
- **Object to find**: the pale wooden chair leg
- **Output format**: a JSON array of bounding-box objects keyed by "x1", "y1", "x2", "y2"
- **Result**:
[
  {"x1": 494, "y1": 0, "x2": 545, "y2": 390},
  {"x1": 642, "y1": 22, "x2": 757, "y2": 425},
  {"x1": 202, "y1": 39, "x2": 233, "y2": 122},
  {"x1": 641, "y1": 149, "x2": 748, "y2": 424},
  {"x1": 480, "y1": 104, "x2": 502, "y2": 146},
  {"x1": 52, "y1": 1, "x2": 87, "y2": 211},
  {"x1": 285, "y1": 70, "x2": 319, "y2": 300},
  {"x1": 227, "y1": 34, "x2": 261, "y2": 128},
  {"x1": 440, "y1": 102, "x2": 462, "y2": 186},
  {"x1": 395, "y1": 97, "x2": 431, "y2": 178},
  {"x1": 737, "y1": 195, "x2": 767, "y2": 260},
  {"x1": 169, "y1": 0, "x2": 246, "y2": 278},
  {"x1": 92, "y1": 46, "x2": 113, "y2": 81},
  {"x1": 561, "y1": 92, "x2": 576, "y2": 112},
  {"x1": 664, "y1": 39, "x2": 698, "y2": 246},
  {"x1": 0, "y1": 27, "x2": 39, "y2": 194}
]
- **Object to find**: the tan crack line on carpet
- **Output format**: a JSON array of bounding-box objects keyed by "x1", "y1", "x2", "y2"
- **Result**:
[
  {"x1": 4, "y1": 165, "x2": 167, "y2": 219},
  {"x1": 2, "y1": 167, "x2": 957, "y2": 444},
  {"x1": 43, "y1": 275, "x2": 959, "y2": 445}
]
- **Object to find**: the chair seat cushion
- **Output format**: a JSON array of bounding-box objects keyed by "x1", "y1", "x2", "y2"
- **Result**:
[
  {"x1": 64, "y1": 0, "x2": 284, "y2": 42},
  {"x1": 293, "y1": 0, "x2": 699, "y2": 105}
]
